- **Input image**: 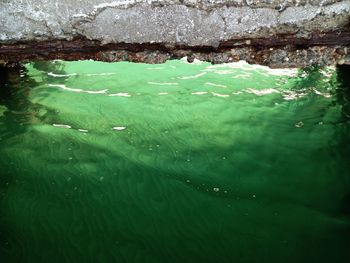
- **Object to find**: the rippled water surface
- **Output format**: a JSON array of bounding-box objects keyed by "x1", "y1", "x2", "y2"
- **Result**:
[{"x1": 0, "y1": 60, "x2": 349, "y2": 262}]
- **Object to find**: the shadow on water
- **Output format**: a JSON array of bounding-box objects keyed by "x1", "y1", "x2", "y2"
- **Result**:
[
  {"x1": 0, "y1": 61, "x2": 69, "y2": 261},
  {"x1": 293, "y1": 65, "x2": 350, "y2": 219},
  {"x1": 0, "y1": 61, "x2": 68, "y2": 140},
  {"x1": 294, "y1": 65, "x2": 326, "y2": 89},
  {"x1": 336, "y1": 65, "x2": 350, "y2": 121},
  {"x1": 0, "y1": 64, "x2": 32, "y2": 137},
  {"x1": 335, "y1": 65, "x2": 350, "y2": 218}
]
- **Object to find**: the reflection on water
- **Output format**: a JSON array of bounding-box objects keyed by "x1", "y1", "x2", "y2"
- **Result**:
[{"x1": 0, "y1": 60, "x2": 349, "y2": 263}]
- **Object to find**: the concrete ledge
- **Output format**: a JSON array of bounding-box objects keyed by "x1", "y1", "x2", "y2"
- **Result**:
[{"x1": 0, "y1": 0, "x2": 349, "y2": 67}]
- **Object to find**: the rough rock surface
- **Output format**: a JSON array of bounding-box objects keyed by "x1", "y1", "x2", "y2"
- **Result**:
[{"x1": 0, "y1": 0, "x2": 349, "y2": 67}]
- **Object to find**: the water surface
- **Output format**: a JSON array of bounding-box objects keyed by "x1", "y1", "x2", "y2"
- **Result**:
[{"x1": 0, "y1": 60, "x2": 349, "y2": 262}]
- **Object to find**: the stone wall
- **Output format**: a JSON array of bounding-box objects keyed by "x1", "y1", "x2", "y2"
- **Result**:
[{"x1": 0, "y1": 0, "x2": 349, "y2": 67}]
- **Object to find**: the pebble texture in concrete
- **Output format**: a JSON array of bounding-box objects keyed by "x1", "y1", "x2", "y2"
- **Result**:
[
  {"x1": 0, "y1": 0, "x2": 349, "y2": 67},
  {"x1": 0, "y1": 0, "x2": 348, "y2": 44}
]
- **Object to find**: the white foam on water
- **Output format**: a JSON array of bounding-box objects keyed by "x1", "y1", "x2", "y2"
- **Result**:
[
  {"x1": 108, "y1": 93, "x2": 131, "y2": 97},
  {"x1": 205, "y1": 61, "x2": 297, "y2": 77},
  {"x1": 48, "y1": 84, "x2": 108, "y2": 94},
  {"x1": 245, "y1": 88, "x2": 279, "y2": 96},
  {"x1": 48, "y1": 72, "x2": 77, "y2": 77},
  {"x1": 192, "y1": 92, "x2": 208, "y2": 95},
  {"x1": 113, "y1": 126, "x2": 126, "y2": 131},
  {"x1": 86, "y1": 89, "x2": 108, "y2": 94},
  {"x1": 232, "y1": 74, "x2": 251, "y2": 79},
  {"x1": 148, "y1": 82, "x2": 179, "y2": 86},
  {"x1": 312, "y1": 88, "x2": 332, "y2": 98},
  {"x1": 85, "y1": 73, "x2": 116, "y2": 76},
  {"x1": 49, "y1": 84, "x2": 83, "y2": 93},
  {"x1": 295, "y1": 121, "x2": 304, "y2": 128},
  {"x1": 178, "y1": 72, "x2": 207, "y2": 80},
  {"x1": 282, "y1": 90, "x2": 308, "y2": 101},
  {"x1": 213, "y1": 70, "x2": 236, "y2": 75},
  {"x1": 53, "y1": 124, "x2": 71, "y2": 129},
  {"x1": 205, "y1": 82, "x2": 227, "y2": 88},
  {"x1": 211, "y1": 92, "x2": 230, "y2": 98}
]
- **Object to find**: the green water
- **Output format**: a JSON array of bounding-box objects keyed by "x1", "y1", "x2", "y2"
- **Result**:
[{"x1": 0, "y1": 60, "x2": 349, "y2": 263}]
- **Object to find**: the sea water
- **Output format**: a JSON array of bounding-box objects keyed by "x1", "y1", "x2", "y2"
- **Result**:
[{"x1": 0, "y1": 60, "x2": 349, "y2": 262}]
